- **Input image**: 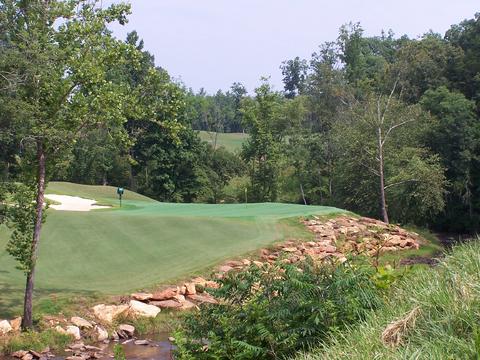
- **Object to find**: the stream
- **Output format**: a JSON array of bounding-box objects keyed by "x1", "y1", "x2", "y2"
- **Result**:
[{"x1": 1, "y1": 333, "x2": 175, "y2": 360}]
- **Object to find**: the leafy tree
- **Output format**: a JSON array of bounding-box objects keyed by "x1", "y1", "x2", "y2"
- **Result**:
[
  {"x1": 421, "y1": 86, "x2": 480, "y2": 231},
  {"x1": 334, "y1": 90, "x2": 445, "y2": 223},
  {"x1": 0, "y1": 0, "x2": 138, "y2": 329},
  {"x1": 280, "y1": 56, "x2": 308, "y2": 98},
  {"x1": 241, "y1": 80, "x2": 285, "y2": 202}
]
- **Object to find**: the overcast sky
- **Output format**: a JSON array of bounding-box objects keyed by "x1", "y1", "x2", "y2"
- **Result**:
[{"x1": 108, "y1": 1, "x2": 479, "y2": 94}]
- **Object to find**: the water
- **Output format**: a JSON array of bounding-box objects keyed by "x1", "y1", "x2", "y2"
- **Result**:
[{"x1": 1, "y1": 333, "x2": 174, "y2": 360}]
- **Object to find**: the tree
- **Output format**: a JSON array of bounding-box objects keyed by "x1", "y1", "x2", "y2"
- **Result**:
[
  {"x1": 280, "y1": 56, "x2": 308, "y2": 98},
  {"x1": 421, "y1": 86, "x2": 480, "y2": 231},
  {"x1": 241, "y1": 80, "x2": 285, "y2": 202},
  {"x1": 0, "y1": 0, "x2": 138, "y2": 329},
  {"x1": 334, "y1": 87, "x2": 445, "y2": 223}
]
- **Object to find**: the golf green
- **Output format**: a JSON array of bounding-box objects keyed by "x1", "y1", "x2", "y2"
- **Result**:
[{"x1": 0, "y1": 182, "x2": 344, "y2": 317}]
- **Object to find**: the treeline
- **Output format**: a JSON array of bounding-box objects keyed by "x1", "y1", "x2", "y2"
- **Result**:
[{"x1": 2, "y1": 13, "x2": 480, "y2": 234}]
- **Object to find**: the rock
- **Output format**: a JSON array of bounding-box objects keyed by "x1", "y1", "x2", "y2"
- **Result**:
[
  {"x1": 168, "y1": 336, "x2": 175, "y2": 342},
  {"x1": 21, "y1": 354, "x2": 33, "y2": 360},
  {"x1": 10, "y1": 317, "x2": 22, "y2": 332},
  {"x1": 12, "y1": 351, "x2": 28, "y2": 359},
  {"x1": 184, "y1": 283, "x2": 196, "y2": 295},
  {"x1": 191, "y1": 277, "x2": 208, "y2": 286},
  {"x1": 134, "y1": 339, "x2": 149, "y2": 345},
  {"x1": 224, "y1": 260, "x2": 244, "y2": 268},
  {"x1": 179, "y1": 300, "x2": 199, "y2": 311},
  {"x1": 218, "y1": 265, "x2": 233, "y2": 273},
  {"x1": 204, "y1": 280, "x2": 219, "y2": 289},
  {"x1": 66, "y1": 325, "x2": 81, "y2": 340},
  {"x1": 68, "y1": 343, "x2": 85, "y2": 351},
  {"x1": 252, "y1": 260, "x2": 264, "y2": 267},
  {"x1": 241, "y1": 258, "x2": 251, "y2": 266},
  {"x1": 179, "y1": 285, "x2": 187, "y2": 295},
  {"x1": 95, "y1": 325, "x2": 109, "y2": 341},
  {"x1": 282, "y1": 247, "x2": 297, "y2": 253},
  {"x1": 0, "y1": 319, "x2": 12, "y2": 335},
  {"x1": 117, "y1": 324, "x2": 135, "y2": 338},
  {"x1": 150, "y1": 300, "x2": 182, "y2": 309},
  {"x1": 129, "y1": 300, "x2": 161, "y2": 318},
  {"x1": 151, "y1": 288, "x2": 177, "y2": 301},
  {"x1": 92, "y1": 304, "x2": 129, "y2": 324},
  {"x1": 172, "y1": 294, "x2": 186, "y2": 303},
  {"x1": 187, "y1": 293, "x2": 218, "y2": 304},
  {"x1": 131, "y1": 292, "x2": 153, "y2": 301},
  {"x1": 84, "y1": 345, "x2": 102, "y2": 351},
  {"x1": 71, "y1": 316, "x2": 93, "y2": 329},
  {"x1": 55, "y1": 325, "x2": 67, "y2": 335}
]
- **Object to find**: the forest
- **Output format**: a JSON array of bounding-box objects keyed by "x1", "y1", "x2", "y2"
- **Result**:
[{"x1": 1, "y1": 8, "x2": 480, "y2": 233}]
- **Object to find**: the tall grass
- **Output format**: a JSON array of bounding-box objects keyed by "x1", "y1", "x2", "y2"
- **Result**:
[{"x1": 296, "y1": 239, "x2": 480, "y2": 360}]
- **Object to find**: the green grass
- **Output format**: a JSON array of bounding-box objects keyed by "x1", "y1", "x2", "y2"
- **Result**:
[
  {"x1": 296, "y1": 240, "x2": 480, "y2": 360},
  {"x1": 198, "y1": 131, "x2": 248, "y2": 152},
  {"x1": 0, "y1": 182, "x2": 344, "y2": 318}
]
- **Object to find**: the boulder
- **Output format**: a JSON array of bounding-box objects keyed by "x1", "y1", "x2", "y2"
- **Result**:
[
  {"x1": 21, "y1": 354, "x2": 33, "y2": 360},
  {"x1": 172, "y1": 294, "x2": 186, "y2": 303},
  {"x1": 10, "y1": 317, "x2": 22, "y2": 332},
  {"x1": 151, "y1": 288, "x2": 177, "y2": 301},
  {"x1": 117, "y1": 324, "x2": 135, "y2": 338},
  {"x1": 55, "y1": 325, "x2": 67, "y2": 335},
  {"x1": 178, "y1": 300, "x2": 199, "y2": 311},
  {"x1": 95, "y1": 325, "x2": 109, "y2": 341},
  {"x1": 217, "y1": 265, "x2": 233, "y2": 273},
  {"x1": 12, "y1": 351, "x2": 28, "y2": 359},
  {"x1": 0, "y1": 319, "x2": 12, "y2": 335},
  {"x1": 191, "y1": 277, "x2": 208, "y2": 286},
  {"x1": 184, "y1": 283, "x2": 196, "y2": 295},
  {"x1": 131, "y1": 292, "x2": 153, "y2": 301},
  {"x1": 134, "y1": 340, "x2": 149, "y2": 345},
  {"x1": 204, "y1": 280, "x2": 220, "y2": 289},
  {"x1": 129, "y1": 300, "x2": 161, "y2": 318},
  {"x1": 71, "y1": 316, "x2": 93, "y2": 329},
  {"x1": 66, "y1": 325, "x2": 81, "y2": 340},
  {"x1": 282, "y1": 247, "x2": 297, "y2": 253},
  {"x1": 150, "y1": 300, "x2": 182, "y2": 309},
  {"x1": 92, "y1": 304, "x2": 129, "y2": 324},
  {"x1": 187, "y1": 293, "x2": 218, "y2": 304},
  {"x1": 179, "y1": 285, "x2": 187, "y2": 295}
]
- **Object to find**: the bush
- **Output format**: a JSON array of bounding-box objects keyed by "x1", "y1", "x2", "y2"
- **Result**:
[
  {"x1": 297, "y1": 241, "x2": 480, "y2": 359},
  {"x1": 174, "y1": 258, "x2": 384, "y2": 359}
]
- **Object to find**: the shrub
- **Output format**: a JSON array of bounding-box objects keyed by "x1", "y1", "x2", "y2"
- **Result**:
[{"x1": 174, "y1": 257, "x2": 384, "y2": 359}]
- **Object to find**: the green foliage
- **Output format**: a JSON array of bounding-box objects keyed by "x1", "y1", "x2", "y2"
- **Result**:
[
  {"x1": 113, "y1": 344, "x2": 126, "y2": 360},
  {"x1": 174, "y1": 258, "x2": 384, "y2": 359},
  {"x1": 1, "y1": 182, "x2": 40, "y2": 274},
  {"x1": 2, "y1": 329, "x2": 72, "y2": 354},
  {"x1": 298, "y1": 240, "x2": 480, "y2": 360}
]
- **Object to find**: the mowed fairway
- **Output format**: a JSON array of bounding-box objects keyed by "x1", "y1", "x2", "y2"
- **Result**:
[
  {"x1": 198, "y1": 131, "x2": 248, "y2": 152},
  {"x1": 0, "y1": 182, "x2": 344, "y2": 317}
]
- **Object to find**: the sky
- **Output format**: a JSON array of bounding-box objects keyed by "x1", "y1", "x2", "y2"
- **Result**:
[{"x1": 108, "y1": 1, "x2": 479, "y2": 94}]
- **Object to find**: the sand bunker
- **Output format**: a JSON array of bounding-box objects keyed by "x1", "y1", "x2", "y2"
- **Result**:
[{"x1": 45, "y1": 194, "x2": 111, "y2": 212}]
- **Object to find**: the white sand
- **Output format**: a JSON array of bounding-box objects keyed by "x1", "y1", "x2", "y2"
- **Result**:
[{"x1": 45, "y1": 194, "x2": 111, "y2": 212}]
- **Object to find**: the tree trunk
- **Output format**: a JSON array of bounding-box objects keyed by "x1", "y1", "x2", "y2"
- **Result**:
[
  {"x1": 22, "y1": 142, "x2": 46, "y2": 330},
  {"x1": 377, "y1": 128, "x2": 389, "y2": 224},
  {"x1": 300, "y1": 183, "x2": 307, "y2": 205}
]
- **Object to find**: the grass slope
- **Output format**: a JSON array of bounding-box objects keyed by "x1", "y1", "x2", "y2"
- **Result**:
[
  {"x1": 297, "y1": 241, "x2": 480, "y2": 360},
  {"x1": 0, "y1": 182, "x2": 344, "y2": 317},
  {"x1": 198, "y1": 131, "x2": 248, "y2": 152}
]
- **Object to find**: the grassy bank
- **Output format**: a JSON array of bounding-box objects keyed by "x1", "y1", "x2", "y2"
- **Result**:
[{"x1": 296, "y1": 240, "x2": 480, "y2": 360}]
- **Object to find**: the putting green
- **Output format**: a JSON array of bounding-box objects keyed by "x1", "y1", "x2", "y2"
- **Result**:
[{"x1": 0, "y1": 182, "x2": 344, "y2": 317}]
